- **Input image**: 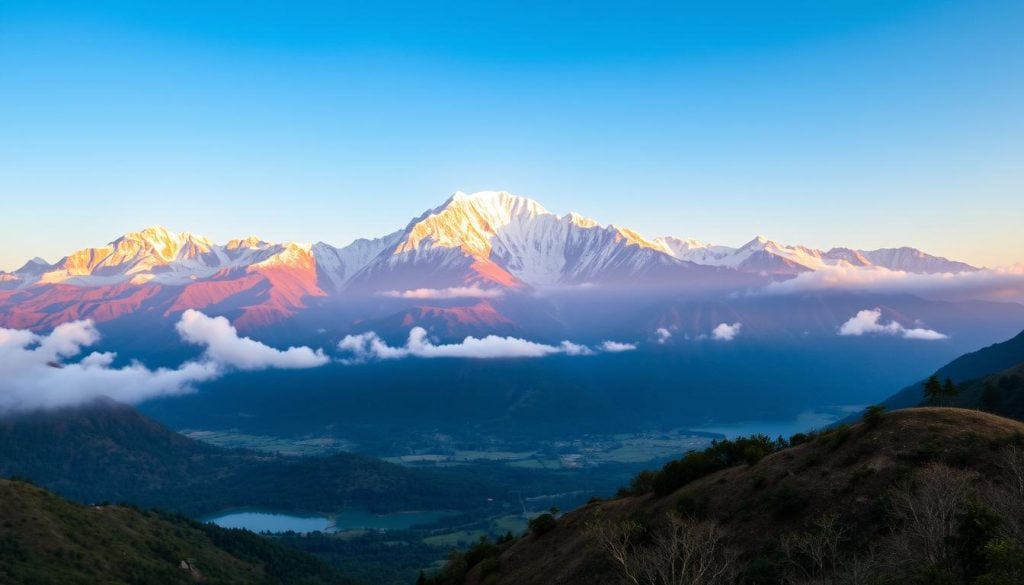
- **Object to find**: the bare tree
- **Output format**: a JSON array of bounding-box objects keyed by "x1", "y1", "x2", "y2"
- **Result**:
[
  {"x1": 886, "y1": 462, "x2": 977, "y2": 565},
  {"x1": 589, "y1": 514, "x2": 739, "y2": 585},
  {"x1": 589, "y1": 518, "x2": 646, "y2": 585},
  {"x1": 984, "y1": 446, "x2": 1024, "y2": 546},
  {"x1": 779, "y1": 513, "x2": 886, "y2": 585},
  {"x1": 834, "y1": 547, "x2": 882, "y2": 585},
  {"x1": 1002, "y1": 445, "x2": 1024, "y2": 499},
  {"x1": 780, "y1": 513, "x2": 846, "y2": 583}
]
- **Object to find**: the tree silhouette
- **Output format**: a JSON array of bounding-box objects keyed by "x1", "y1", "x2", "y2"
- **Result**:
[
  {"x1": 923, "y1": 375, "x2": 942, "y2": 405},
  {"x1": 942, "y1": 378, "x2": 959, "y2": 406}
]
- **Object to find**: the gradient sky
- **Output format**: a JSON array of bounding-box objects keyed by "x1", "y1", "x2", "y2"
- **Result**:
[{"x1": 1, "y1": 0, "x2": 1022, "y2": 271}]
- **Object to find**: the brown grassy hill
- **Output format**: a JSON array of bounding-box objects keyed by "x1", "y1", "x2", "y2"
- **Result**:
[
  {"x1": 430, "y1": 408, "x2": 1024, "y2": 585},
  {"x1": 0, "y1": 478, "x2": 352, "y2": 585}
]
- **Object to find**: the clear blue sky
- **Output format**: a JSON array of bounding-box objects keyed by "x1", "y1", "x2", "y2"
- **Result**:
[{"x1": 1, "y1": 0, "x2": 1021, "y2": 270}]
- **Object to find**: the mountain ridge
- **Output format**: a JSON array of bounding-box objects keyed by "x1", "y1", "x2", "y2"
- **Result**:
[
  {"x1": 0, "y1": 191, "x2": 989, "y2": 331},
  {"x1": 876, "y1": 328, "x2": 1024, "y2": 412}
]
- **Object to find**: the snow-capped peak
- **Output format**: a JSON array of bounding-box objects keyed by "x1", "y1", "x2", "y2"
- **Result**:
[
  {"x1": 740, "y1": 235, "x2": 774, "y2": 250},
  {"x1": 111, "y1": 225, "x2": 215, "y2": 262},
  {"x1": 396, "y1": 191, "x2": 553, "y2": 257},
  {"x1": 565, "y1": 212, "x2": 598, "y2": 228},
  {"x1": 12, "y1": 257, "x2": 53, "y2": 277},
  {"x1": 369, "y1": 191, "x2": 688, "y2": 288},
  {"x1": 0, "y1": 191, "x2": 981, "y2": 302},
  {"x1": 226, "y1": 236, "x2": 271, "y2": 250}
]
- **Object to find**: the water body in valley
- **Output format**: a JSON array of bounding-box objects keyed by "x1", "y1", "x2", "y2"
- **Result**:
[{"x1": 205, "y1": 508, "x2": 454, "y2": 533}]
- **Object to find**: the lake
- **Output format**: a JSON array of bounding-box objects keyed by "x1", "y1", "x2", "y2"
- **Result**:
[
  {"x1": 205, "y1": 508, "x2": 454, "y2": 533},
  {"x1": 692, "y1": 407, "x2": 862, "y2": 440}
]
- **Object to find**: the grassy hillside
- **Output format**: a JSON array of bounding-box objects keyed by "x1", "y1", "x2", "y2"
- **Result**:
[
  {"x1": 0, "y1": 400, "x2": 494, "y2": 517},
  {"x1": 426, "y1": 408, "x2": 1024, "y2": 585},
  {"x1": 0, "y1": 478, "x2": 351, "y2": 585}
]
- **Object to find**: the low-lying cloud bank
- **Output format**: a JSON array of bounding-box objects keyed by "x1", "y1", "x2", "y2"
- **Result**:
[
  {"x1": 600, "y1": 340, "x2": 638, "y2": 352},
  {"x1": 338, "y1": 327, "x2": 635, "y2": 362},
  {"x1": 379, "y1": 286, "x2": 504, "y2": 300},
  {"x1": 651, "y1": 323, "x2": 741, "y2": 343},
  {"x1": 177, "y1": 310, "x2": 328, "y2": 369},
  {"x1": 711, "y1": 322, "x2": 742, "y2": 342},
  {"x1": 763, "y1": 265, "x2": 1024, "y2": 302},
  {"x1": 838, "y1": 309, "x2": 948, "y2": 340},
  {"x1": 0, "y1": 310, "x2": 328, "y2": 414}
]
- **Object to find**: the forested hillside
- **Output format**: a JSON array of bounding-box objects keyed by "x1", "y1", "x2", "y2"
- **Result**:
[{"x1": 0, "y1": 478, "x2": 352, "y2": 585}]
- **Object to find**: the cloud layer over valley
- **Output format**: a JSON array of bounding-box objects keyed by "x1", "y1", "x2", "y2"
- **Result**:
[
  {"x1": 0, "y1": 311, "x2": 328, "y2": 414},
  {"x1": 176, "y1": 310, "x2": 328, "y2": 370},
  {"x1": 338, "y1": 327, "x2": 635, "y2": 362},
  {"x1": 763, "y1": 265, "x2": 1024, "y2": 302},
  {"x1": 378, "y1": 286, "x2": 505, "y2": 300},
  {"x1": 837, "y1": 309, "x2": 948, "y2": 340}
]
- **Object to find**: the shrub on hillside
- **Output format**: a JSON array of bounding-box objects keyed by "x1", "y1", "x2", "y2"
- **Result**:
[
  {"x1": 863, "y1": 405, "x2": 886, "y2": 428},
  {"x1": 528, "y1": 513, "x2": 557, "y2": 537},
  {"x1": 651, "y1": 434, "x2": 784, "y2": 496},
  {"x1": 618, "y1": 470, "x2": 657, "y2": 497}
]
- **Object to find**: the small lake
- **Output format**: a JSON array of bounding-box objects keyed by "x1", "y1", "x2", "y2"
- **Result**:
[
  {"x1": 205, "y1": 511, "x2": 332, "y2": 533},
  {"x1": 205, "y1": 508, "x2": 454, "y2": 534},
  {"x1": 693, "y1": 408, "x2": 861, "y2": 440}
]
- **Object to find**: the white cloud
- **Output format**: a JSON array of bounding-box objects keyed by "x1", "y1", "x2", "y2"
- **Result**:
[
  {"x1": 176, "y1": 309, "x2": 328, "y2": 370},
  {"x1": 837, "y1": 309, "x2": 948, "y2": 340},
  {"x1": 337, "y1": 331, "x2": 410, "y2": 361},
  {"x1": 837, "y1": 309, "x2": 902, "y2": 336},
  {"x1": 600, "y1": 341, "x2": 637, "y2": 353},
  {"x1": 0, "y1": 311, "x2": 329, "y2": 414},
  {"x1": 762, "y1": 264, "x2": 1024, "y2": 302},
  {"x1": 559, "y1": 341, "x2": 596, "y2": 356},
  {"x1": 655, "y1": 328, "x2": 672, "y2": 344},
  {"x1": 711, "y1": 322, "x2": 742, "y2": 342},
  {"x1": 338, "y1": 328, "x2": 561, "y2": 361},
  {"x1": 378, "y1": 286, "x2": 504, "y2": 300},
  {"x1": 0, "y1": 321, "x2": 217, "y2": 413},
  {"x1": 902, "y1": 328, "x2": 949, "y2": 341},
  {"x1": 338, "y1": 328, "x2": 633, "y2": 361}
]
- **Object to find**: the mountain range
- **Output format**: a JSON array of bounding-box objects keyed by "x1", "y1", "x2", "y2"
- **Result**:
[{"x1": 0, "y1": 191, "x2": 979, "y2": 332}]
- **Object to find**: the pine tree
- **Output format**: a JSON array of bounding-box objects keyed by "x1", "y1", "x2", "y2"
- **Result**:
[
  {"x1": 416, "y1": 570, "x2": 427, "y2": 585},
  {"x1": 942, "y1": 378, "x2": 959, "y2": 406},
  {"x1": 923, "y1": 375, "x2": 942, "y2": 405}
]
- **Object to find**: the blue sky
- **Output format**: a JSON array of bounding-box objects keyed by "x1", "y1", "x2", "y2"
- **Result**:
[{"x1": 1, "y1": 0, "x2": 1022, "y2": 270}]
